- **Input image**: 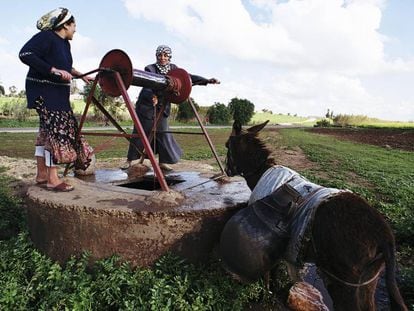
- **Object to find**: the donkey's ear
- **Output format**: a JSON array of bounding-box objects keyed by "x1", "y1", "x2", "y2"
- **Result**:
[
  {"x1": 246, "y1": 120, "x2": 269, "y2": 134},
  {"x1": 232, "y1": 121, "x2": 242, "y2": 135}
]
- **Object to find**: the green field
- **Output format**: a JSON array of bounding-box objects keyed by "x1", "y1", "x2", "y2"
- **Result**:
[
  {"x1": 0, "y1": 127, "x2": 413, "y2": 309},
  {"x1": 250, "y1": 112, "x2": 313, "y2": 125}
]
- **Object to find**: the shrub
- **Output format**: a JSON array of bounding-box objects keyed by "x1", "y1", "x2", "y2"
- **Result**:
[
  {"x1": 177, "y1": 97, "x2": 199, "y2": 122},
  {"x1": 207, "y1": 103, "x2": 231, "y2": 124},
  {"x1": 228, "y1": 97, "x2": 255, "y2": 125},
  {"x1": 333, "y1": 114, "x2": 369, "y2": 127},
  {"x1": 314, "y1": 118, "x2": 331, "y2": 127}
]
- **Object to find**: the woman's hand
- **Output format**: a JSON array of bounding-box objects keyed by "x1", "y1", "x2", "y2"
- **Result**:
[
  {"x1": 208, "y1": 78, "x2": 220, "y2": 84},
  {"x1": 71, "y1": 68, "x2": 94, "y2": 84},
  {"x1": 81, "y1": 75, "x2": 94, "y2": 84},
  {"x1": 51, "y1": 67, "x2": 72, "y2": 81},
  {"x1": 152, "y1": 95, "x2": 158, "y2": 106}
]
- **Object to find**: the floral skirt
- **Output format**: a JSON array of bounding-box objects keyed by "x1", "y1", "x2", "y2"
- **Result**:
[{"x1": 35, "y1": 99, "x2": 94, "y2": 170}]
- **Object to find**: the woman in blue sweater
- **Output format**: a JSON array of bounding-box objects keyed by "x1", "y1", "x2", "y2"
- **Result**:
[{"x1": 19, "y1": 8, "x2": 92, "y2": 191}]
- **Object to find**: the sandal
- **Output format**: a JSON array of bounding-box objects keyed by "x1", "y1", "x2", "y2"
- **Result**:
[
  {"x1": 46, "y1": 182, "x2": 74, "y2": 192},
  {"x1": 120, "y1": 160, "x2": 131, "y2": 170},
  {"x1": 159, "y1": 163, "x2": 173, "y2": 171}
]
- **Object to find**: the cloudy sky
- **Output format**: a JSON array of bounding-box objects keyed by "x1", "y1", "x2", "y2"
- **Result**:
[{"x1": 1, "y1": 0, "x2": 413, "y2": 121}]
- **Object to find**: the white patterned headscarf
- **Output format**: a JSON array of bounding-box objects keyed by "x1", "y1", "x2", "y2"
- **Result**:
[
  {"x1": 37, "y1": 7, "x2": 73, "y2": 31},
  {"x1": 155, "y1": 45, "x2": 172, "y2": 74}
]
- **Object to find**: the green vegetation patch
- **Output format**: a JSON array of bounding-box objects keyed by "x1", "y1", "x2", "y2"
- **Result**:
[
  {"x1": 0, "y1": 170, "x2": 267, "y2": 310},
  {"x1": 251, "y1": 112, "x2": 311, "y2": 125}
]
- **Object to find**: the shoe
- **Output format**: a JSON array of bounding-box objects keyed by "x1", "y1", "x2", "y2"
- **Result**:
[
  {"x1": 46, "y1": 182, "x2": 74, "y2": 192},
  {"x1": 120, "y1": 160, "x2": 131, "y2": 170},
  {"x1": 159, "y1": 163, "x2": 173, "y2": 171}
]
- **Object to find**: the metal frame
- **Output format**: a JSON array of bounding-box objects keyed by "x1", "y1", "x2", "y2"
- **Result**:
[
  {"x1": 71, "y1": 68, "x2": 227, "y2": 191},
  {"x1": 77, "y1": 72, "x2": 170, "y2": 191}
]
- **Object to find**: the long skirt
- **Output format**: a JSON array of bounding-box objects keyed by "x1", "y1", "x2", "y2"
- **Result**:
[
  {"x1": 35, "y1": 99, "x2": 93, "y2": 170},
  {"x1": 126, "y1": 114, "x2": 182, "y2": 164}
]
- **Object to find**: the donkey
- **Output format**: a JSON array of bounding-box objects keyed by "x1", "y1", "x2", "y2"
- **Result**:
[{"x1": 220, "y1": 121, "x2": 407, "y2": 311}]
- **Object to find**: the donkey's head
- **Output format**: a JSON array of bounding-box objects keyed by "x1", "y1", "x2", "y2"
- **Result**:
[{"x1": 225, "y1": 121, "x2": 273, "y2": 182}]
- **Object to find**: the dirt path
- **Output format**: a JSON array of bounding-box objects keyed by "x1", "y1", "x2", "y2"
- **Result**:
[{"x1": 309, "y1": 127, "x2": 414, "y2": 151}]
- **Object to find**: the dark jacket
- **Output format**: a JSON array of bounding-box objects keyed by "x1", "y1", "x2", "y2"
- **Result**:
[
  {"x1": 126, "y1": 63, "x2": 210, "y2": 163},
  {"x1": 19, "y1": 30, "x2": 72, "y2": 111}
]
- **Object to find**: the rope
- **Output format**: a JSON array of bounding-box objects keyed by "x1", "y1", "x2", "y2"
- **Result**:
[
  {"x1": 166, "y1": 76, "x2": 181, "y2": 96},
  {"x1": 153, "y1": 100, "x2": 157, "y2": 188},
  {"x1": 311, "y1": 232, "x2": 384, "y2": 287},
  {"x1": 317, "y1": 265, "x2": 383, "y2": 288}
]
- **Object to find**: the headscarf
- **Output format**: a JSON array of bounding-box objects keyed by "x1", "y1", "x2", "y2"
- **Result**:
[
  {"x1": 155, "y1": 45, "x2": 172, "y2": 74},
  {"x1": 155, "y1": 45, "x2": 172, "y2": 59},
  {"x1": 37, "y1": 7, "x2": 73, "y2": 31}
]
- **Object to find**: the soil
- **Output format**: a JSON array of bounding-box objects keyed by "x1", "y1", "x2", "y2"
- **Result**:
[{"x1": 309, "y1": 127, "x2": 414, "y2": 151}]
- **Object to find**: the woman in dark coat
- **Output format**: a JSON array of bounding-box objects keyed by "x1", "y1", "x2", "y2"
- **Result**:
[
  {"x1": 122, "y1": 45, "x2": 220, "y2": 170},
  {"x1": 19, "y1": 8, "x2": 93, "y2": 191}
]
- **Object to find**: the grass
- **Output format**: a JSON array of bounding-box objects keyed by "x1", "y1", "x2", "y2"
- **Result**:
[
  {"x1": 359, "y1": 122, "x2": 414, "y2": 129},
  {"x1": 251, "y1": 112, "x2": 313, "y2": 125},
  {"x1": 0, "y1": 128, "x2": 230, "y2": 162}
]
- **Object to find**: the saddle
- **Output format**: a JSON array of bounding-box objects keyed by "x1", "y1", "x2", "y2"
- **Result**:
[
  {"x1": 250, "y1": 166, "x2": 344, "y2": 265},
  {"x1": 252, "y1": 182, "x2": 301, "y2": 237}
]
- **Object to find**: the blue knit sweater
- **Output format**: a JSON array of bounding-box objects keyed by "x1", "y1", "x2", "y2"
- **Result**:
[{"x1": 19, "y1": 30, "x2": 73, "y2": 111}]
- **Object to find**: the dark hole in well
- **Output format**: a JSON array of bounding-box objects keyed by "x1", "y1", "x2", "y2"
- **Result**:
[{"x1": 119, "y1": 175, "x2": 185, "y2": 191}]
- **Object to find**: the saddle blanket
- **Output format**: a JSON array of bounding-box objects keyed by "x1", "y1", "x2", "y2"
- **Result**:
[{"x1": 249, "y1": 165, "x2": 348, "y2": 265}]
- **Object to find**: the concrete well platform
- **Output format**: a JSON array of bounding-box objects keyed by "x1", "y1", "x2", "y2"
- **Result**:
[{"x1": 26, "y1": 165, "x2": 250, "y2": 267}]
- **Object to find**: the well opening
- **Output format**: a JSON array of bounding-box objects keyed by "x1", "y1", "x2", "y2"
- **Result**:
[{"x1": 118, "y1": 174, "x2": 185, "y2": 191}]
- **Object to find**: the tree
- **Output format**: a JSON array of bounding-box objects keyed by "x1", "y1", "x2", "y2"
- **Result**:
[
  {"x1": 177, "y1": 97, "x2": 199, "y2": 122},
  {"x1": 70, "y1": 80, "x2": 79, "y2": 95},
  {"x1": 325, "y1": 108, "x2": 334, "y2": 119},
  {"x1": 81, "y1": 83, "x2": 124, "y2": 122},
  {"x1": 9, "y1": 85, "x2": 17, "y2": 96},
  {"x1": 228, "y1": 97, "x2": 255, "y2": 125},
  {"x1": 0, "y1": 84, "x2": 4, "y2": 96},
  {"x1": 206, "y1": 102, "x2": 231, "y2": 124}
]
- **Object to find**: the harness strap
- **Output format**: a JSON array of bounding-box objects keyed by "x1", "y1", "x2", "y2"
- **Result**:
[
  {"x1": 317, "y1": 265, "x2": 384, "y2": 288},
  {"x1": 311, "y1": 231, "x2": 384, "y2": 287}
]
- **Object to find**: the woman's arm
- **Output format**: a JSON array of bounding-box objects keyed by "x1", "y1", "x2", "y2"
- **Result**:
[
  {"x1": 19, "y1": 31, "x2": 53, "y2": 76},
  {"x1": 190, "y1": 74, "x2": 220, "y2": 86}
]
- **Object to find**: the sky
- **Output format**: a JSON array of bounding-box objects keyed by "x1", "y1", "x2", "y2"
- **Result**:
[{"x1": 1, "y1": 0, "x2": 414, "y2": 121}]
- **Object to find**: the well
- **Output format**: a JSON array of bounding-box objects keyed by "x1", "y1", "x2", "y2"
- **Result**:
[{"x1": 26, "y1": 165, "x2": 250, "y2": 267}]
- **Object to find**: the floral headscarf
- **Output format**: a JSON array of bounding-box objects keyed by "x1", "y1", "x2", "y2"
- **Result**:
[{"x1": 37, "y1": 7, "x2": 73, "y2": 31}]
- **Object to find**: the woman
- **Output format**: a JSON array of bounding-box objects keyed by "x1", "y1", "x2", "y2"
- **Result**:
[
  {"x1": 122, "y1": 45, "x2": 220, "y2": 170},
  {"x1": 19, "y1": 8, "x2": 93, "y2": 191}
]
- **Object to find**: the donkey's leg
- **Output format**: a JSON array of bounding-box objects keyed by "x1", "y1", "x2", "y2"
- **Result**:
[
  {"x1": 311, "y1": 193, "x2": 388, "y2": 311},
  {"x1": 286, "y1": 262, "x2": 301, "y2": 282},
  {"x1": 356, "y1": 280, "x2": 379, "y2": 311}
]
